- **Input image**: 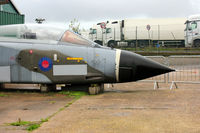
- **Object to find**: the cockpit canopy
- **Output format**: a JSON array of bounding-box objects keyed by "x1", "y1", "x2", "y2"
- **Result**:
[{"x1": 0, "y1": 24, "x2": 96, "y2": 47}]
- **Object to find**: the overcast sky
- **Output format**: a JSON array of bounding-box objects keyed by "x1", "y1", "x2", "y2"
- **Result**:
[{"x1": 13, "y1": 0, "x2": 200, "y2": 29}]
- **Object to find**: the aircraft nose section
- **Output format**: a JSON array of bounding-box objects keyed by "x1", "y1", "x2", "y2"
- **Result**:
[{"x1": 118, "y1": 50, "x2": 174, "y2": 82}]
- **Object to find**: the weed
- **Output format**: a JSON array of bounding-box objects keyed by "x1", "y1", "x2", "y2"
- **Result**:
[
  {"x1": 59, "y1": 91, "x2": 70, "y2": 95},
  {"x1": 0, "y1": 93, "x2": 8, "y2": 97},
  {"x1": 65, "y1": 101, "x2": 73, "y2": 107},
  {"x1": 10, "y1": 121, "x2": 31, "y2": 126},
  {"x1": 59, "y1": 91, "x2": 87, "y2": 99},
  {"x1": 59, "y1": 107, "x2": 65, "y2": 111},
  {"x1": 10, "y1": 119, "x2": 43, "y2": 132},
  {"x1": 41, "y1": 118, "x2": 48, "y2": 123},
  {"x1": 50, "y1": 101, "x2": 56, "y2": 104},
  {"x1": 27, "y1": 123, "x2": 40, "y2": 131}
]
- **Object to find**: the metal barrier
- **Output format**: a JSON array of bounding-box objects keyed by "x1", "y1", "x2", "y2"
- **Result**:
[
  {"x1": 143, "y1": 55, "x2": 200, "y2": 89},
  {"x1": 168, "y1": 55, "x2": 200, "y2": 89},
  {"x1": 168, "y1": 55, "x2": 200, "y2": 83}
]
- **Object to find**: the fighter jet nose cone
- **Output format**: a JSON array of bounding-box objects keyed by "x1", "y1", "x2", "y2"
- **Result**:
[
  {"x1": 119, "y1": 50, "x2": 174, "y2": 82},
  {"x1": 132, "y1": 61, "x2": 174, "y2": 81}
]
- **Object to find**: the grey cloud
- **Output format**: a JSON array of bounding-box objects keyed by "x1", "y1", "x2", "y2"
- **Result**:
[{"x1": 13, "y1": 0, "x2": 200, "y2": 23}]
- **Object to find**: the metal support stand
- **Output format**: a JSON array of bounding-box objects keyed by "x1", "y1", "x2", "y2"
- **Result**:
[
  {"x1": 107, "y1": 84, "x2": 114, "y2": 89},
  {"x1": 107, "y1": 84, "x2": 110, "y2": 89},
  {"x1": 40, "y1": 84, "x2": 48, "y2": 92},
  {"x1": 170, "y1": 81, "x2": 178, "y2": 90},
  {"x1": 40, "y1": 84, "x2": 57, "y2": 92},
  {"x1": 89, "y1": 84, "x2": 104, "y2": 95},
  {"x1": 154, "y1": 81, "x2": 159, "y2": 90}
]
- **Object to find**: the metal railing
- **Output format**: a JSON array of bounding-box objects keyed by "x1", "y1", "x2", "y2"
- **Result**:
[
  {"x1": 168, "y1": 55, "x2": 200, "y2": 83},
  {"x1": 143, "y1": 55, "x2": 200, "y2": 89}
]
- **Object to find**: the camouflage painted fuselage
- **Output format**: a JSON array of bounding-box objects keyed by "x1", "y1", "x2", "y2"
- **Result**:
[
  {"x1": 0, "y1": 41, "x2": 118, "y2": 84},
  {"x1": 0, "y1": 40, "x2": 175, "y2": 85}
]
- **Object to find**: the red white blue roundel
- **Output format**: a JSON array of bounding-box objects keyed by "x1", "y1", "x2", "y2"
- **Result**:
[{"x1": 38, "y1": 57, "x2": 52, "y2": 72}]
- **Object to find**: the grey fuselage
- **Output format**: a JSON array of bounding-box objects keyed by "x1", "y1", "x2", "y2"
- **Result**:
[
  {"x1": 0, "y1": 24, "x2": 175, "y2": 85},
  {"x1": 0, "y1": 40, "x2": 118, "y2": 84},
  {"x1": 0, "y1": 39, "x2": 174, "y2": 85}
]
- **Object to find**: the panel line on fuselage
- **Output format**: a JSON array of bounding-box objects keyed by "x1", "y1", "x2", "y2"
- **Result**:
[{"x1": 115, "y1": 49, "x2": 121, "y2": 82}]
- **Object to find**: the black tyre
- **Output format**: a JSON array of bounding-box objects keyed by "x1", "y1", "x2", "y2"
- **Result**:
[
  {"x1": 128, "y1": 42, "x2": 135, "y2": 47},
  {"x1": 108, "y1": 41, "x2": 116, "y2": 47},
  {"x1": 0, "y1": 84, "x2": 4, "y2": 89},
  {"x1": 194, "y1": 40, "x2": 200, "y2": 47},
  {"x1": 94, "y1": 41, "x2": 103, "y2": 46}
]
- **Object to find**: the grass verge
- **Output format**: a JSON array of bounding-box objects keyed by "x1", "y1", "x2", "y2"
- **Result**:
[
  {"x1": 121, "y1": 47, "x2": 200, "y2": 52},
  {"x1": 120, "y1": 47, "x2": 200, "y2": 56},
  {"x1": 0, "y1": 93, "x2": 8, "y2": 97}
]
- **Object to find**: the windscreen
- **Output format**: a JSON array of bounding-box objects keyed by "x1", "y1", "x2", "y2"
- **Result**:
[
  {"x1": 0, "y1": 24, "x2": 99, "y2": 47},
  {"x1": 60, "y1": 30, "x2": 94, "y2": 46},
  {"x1": 0, "y1": 24, "x2": 65, "y2": 41}
]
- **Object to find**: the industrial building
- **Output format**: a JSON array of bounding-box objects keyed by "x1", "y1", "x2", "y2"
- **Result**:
[{"x1": 0, "y1": 0, "x2": 24, "y2": 25}]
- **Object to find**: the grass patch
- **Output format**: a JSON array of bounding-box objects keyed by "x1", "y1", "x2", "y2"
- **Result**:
[
  {"x1": 120, "y1": 47, "x2": 200, "y2": 56},
  {"x1": 121, "y1": 47, "x2": 200, "y2": 52},
  {"x1": 10, "y1": 120, "x2": 41, "y2": 131},
  {"x1": 41, "y1": 118, "x2": 48, "y2": 123},
  {"x1": 49, "y1": 101, "x2": 56, "y2": 104},
  {"x1": 10, "y1": 119, "x2": 43, "y2": 132},
  {"x1": 0, "y1": 93, "x2": 8, "y2": 97},
  {"x1": 59, "y1": 91, "x2": 88, "y2": 99},
  {"x1": 10, "y1": 121, "x2": 32, "y2": 126},
  {"x1": 27, "y1": 123, "x2": 40, "y2": 131}
]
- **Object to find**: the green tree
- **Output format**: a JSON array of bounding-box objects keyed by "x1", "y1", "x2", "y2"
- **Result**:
[{"x1": 69, "y1": 19, "x2": 80, "y2": 34}]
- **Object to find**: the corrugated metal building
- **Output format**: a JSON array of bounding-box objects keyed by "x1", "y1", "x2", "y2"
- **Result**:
[{"x1": 0, "y1": 0, "x2": 24, "y2": 25}]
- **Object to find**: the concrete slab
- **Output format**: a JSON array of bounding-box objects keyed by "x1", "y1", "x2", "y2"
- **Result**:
[
  {"x1": 0, "y1": 91, "x2": 73, "y2": 133},
  {"x1": 34, "y1": 82, "x2": 200, "y2": 133}
]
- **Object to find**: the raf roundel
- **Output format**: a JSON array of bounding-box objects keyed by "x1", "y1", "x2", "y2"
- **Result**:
[{"x1": 38, "y1": 57, "x2": 52, "y2": 72}]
